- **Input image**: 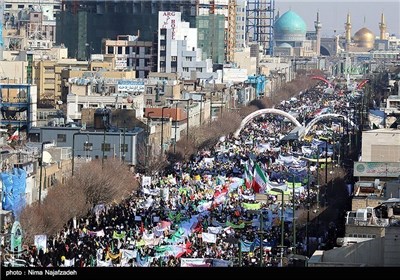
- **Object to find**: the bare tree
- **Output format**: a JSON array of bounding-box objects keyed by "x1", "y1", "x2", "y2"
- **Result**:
[{"x1": 20, "y1": 159, "x2": 139, "y2": 244}]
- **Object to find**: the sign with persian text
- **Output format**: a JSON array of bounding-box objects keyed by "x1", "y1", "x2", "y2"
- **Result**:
[{"x1": 354, "y1": 162, "x2": 400, "y2": 177}]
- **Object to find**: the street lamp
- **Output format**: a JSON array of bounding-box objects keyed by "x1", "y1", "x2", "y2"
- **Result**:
[
  {"x1": 173, "y1": 102, "x2": 179, "y2": 153},
  {"x1": 38, "y1": 141, "x2": 51, "y2": 205},
  {"x1": 102, "y1": 115, "x2": 108, "y2": 169},
  {"x1": 72, "y1": 132, "x2": 90, "y2": 176},
  {"x1": 285, "y1": 173, "x2": 296, "y2": 253},
  {"x1": 160, "y1": 106, "x2": 169, "y2": 158},
  {"x1": 271, "y1": 185, "x2": 286, "y2": 266},
  {"x1": 145, "y1": 111, "x2": 155, "y2": 175}
]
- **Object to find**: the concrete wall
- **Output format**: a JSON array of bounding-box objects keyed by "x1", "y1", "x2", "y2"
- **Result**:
[
  {"x1": 322, "y1": 237, "x2": 384, "y2": 266},
  {"x1": 362, "y1": 129, "x2": 400, "y2": 162},
  {"x1": 351, "y1": 197, "x2": 385, "y2": 211},
  {"x1": 384, "y1": 227, "x2": 400, "y2": 266}
]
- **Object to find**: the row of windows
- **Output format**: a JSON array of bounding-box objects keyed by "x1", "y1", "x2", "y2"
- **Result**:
[
  {"x1": 5, "y1": 4, "x2": 61, "y2": 10},
  {"x1": 56, "y1": 134, "x2": 128, "y2": 152},
  {"x1": 347, "y1": 234, "x2": 376, "y2": 238},
  {"x1": 106, "y1": 46, "x2": 152, "y2": 55}
]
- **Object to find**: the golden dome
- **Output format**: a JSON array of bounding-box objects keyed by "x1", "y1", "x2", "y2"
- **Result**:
[{"x1": 353, "y1": 27, "x2": 375, "y2": 49}]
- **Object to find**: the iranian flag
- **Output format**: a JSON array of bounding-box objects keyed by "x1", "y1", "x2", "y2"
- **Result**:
[
  {"x1": 244, "y1": 163, "x2": 253, "y2": 189},
  {"x1": 252, "y1": 163, "x2": 268, "y2": 193}
]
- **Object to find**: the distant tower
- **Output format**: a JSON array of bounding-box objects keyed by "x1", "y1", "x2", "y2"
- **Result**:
[
  {"x1": 379, "y1": 13, "x2": 387, "y2": 40},
  {"x1": 345, "y1": 12, "x2": 352, "y2": 50},
  {"x1": 314, "y1": 11, "x2": 322, "y2": 55}
]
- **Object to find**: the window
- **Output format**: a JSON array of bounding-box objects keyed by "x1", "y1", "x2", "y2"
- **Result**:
[
  {"x1": 146, "y1": 87, "x2": 153, "y2": 94},
  {"x1": 196, "y1": 68, "x2": 203, "y2": 72},
  {"x1": 171, "y1": 56, "x2": 177, "y2": 61},
  {"x1": 185, "y1": 57, "x2": 192, "y2": 61},
  {"x1": 118, "y1": 47, "x2": 123, "y2": 54},
  {"x1": 107, "y1": 46, "x2": 113, "y2": 54},
  {"x1": 120, "y1": 144, "x2": 128, "y2": 153},
  {"x1": 34, "y1": 14, "x2": 39, "y2": 18},
  {"x1": 57, "y1": 134, "x2": 66, "y2": 142},
  {"x1": 160, "y1": 45, "x2": 166, "y2": 51},
  {"x1": 183, "y1": 67, "x2": 189, "y2": 72},
  {"x1": 160, "y1": 67, "x2": 165, "y2": 73},
  {"x1": 54, "y1": 5, "x2": 61, "y2": 9},
  {"x1": 5, "y1": 4, "x2": 12, "y2": 8},
  {"x1": 171, "y1": 67, "x2": 177, "y2": 73},
  {"x1": 146, "y1": 99, "x2": 152, "y2": 105},
  {"x1": 101, "y1": 143, "x2": 111, "y2": 152},
  {"x1": 18, "y1": 5, "x2": 24, "y2": 9}
]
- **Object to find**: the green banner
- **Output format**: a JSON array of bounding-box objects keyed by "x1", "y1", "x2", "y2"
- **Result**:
[
  {"x1": 226, "y1": 221, "x2": 246, "y2": 229},
  {"x1": 242, "y1": 202, "x2": 261, "y2": 210},
  {"x1": 112, "y1": 231, "x2": 126, "y2": 239}
]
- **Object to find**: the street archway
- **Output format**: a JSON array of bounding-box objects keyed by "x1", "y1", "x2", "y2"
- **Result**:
[
  {"x1": 303, "y1": 113, "x2": 358, "y2": 137},
  {"x1": 234, "y1": 108, "x2": 302, "y2": 137}
]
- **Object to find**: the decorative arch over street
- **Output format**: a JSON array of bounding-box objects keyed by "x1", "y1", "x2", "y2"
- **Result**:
[
  {"x1": 234, "y1": 108, "x2": 302, "y2": 137},
  {"x1": 303, "y1": 113, "x2": 358, "y2": 137}
]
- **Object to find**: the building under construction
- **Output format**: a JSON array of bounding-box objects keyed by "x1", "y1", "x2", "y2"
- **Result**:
[
  {"x1": 246, "y1": 0, "x2": 275, "y2": 55},
  {"x1": 56, "y1": 0, "x2": 273, "y2": 61}
]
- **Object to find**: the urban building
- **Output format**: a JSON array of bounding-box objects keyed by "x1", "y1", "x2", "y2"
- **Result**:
[
  {"x1": 102, "y1": 35, "x2": 157, "y2": 79},
  {"x1": 196, "y1": 14, "x2": 225, "y2": 64},
  {"x1": 157, "y1": 11, "x2": 214, "y2": 80},
  {"x1": 235, "y1": 0, "x2": 247, "y2": 50},
  {"x1": 29, "y1": 125, "x2": 145, "y2": 168},
  {"x1": 0, "y1": 83, "x2": 37, "y2": 137}
]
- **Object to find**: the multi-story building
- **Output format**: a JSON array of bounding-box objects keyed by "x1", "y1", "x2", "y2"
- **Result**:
[
  {"x1": 157, "y1": 11, "x2": 214, "y2": 80},
  {"x1": 235, "y1": 0, "x2": 247, "y2": 50},
  {"x1": 56, "y1": 0, "x2": 194, "y2": 60},
  {"x1": 33, "y1": 54, "x2": 88, "y2": 108},
  {"x1": 56, "y1": 0, "x2": 240, "y2": 63},
  {"x1": 0, "y1": 83, "x2": 37, "y2": 135},
  {"x1": 3, "y1": 1, "x2": 60, "y2": 51},
  {"x1": 196, "y1": 14, "x2": 225, "y2": 64},
  {"x1": 102, "y1": 35, "x2": 157, "y2": 79},
  {"x1": 29, "y1": 125, "x2": 146, "y2": 168}
]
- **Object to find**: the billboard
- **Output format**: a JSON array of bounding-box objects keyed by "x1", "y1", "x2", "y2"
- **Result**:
[
  {"x1": 117, "y1": 80, "x2": 145, "y2": 92},
  {"x1": 354, "y1": 162, "x2": 400, "y2": 177}
]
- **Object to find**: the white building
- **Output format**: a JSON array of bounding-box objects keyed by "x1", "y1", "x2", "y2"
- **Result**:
[
  {"x1": 66, "y1": 77, "x2": 145, "y2": 122},
  {"x1": 158, "y1": 11, "x2": 214, "y2": 80}
]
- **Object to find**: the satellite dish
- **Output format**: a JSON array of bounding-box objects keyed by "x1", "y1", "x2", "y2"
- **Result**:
[{"x1": 42, "y1": 151, "x2": 53, "y2": 164}]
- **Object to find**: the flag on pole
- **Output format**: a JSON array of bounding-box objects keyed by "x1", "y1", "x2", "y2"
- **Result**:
[
  {"x1": 244, "y1": 163, "x2": 253, "y2": 189},
  {"x1": 252, "y1": 163, "x2": 269, "y2": 193}
]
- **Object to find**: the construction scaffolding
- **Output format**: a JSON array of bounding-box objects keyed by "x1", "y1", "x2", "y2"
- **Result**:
[{"x1": 246, "y1": 0, "x2": 275, "y2": 55}]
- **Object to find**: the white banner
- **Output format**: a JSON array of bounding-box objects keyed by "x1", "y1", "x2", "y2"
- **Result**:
[
  {"x1": 34, "y1": 235, "x2": 47, "y2": 253},
  {"x1": 142, "y1": 176, "x2": 152, "y2": 187},
  {"x1": 181, "y1": 258, "x2": 210, "y2": 267},
  {"x1": 201, "y1": 232, "x2": 217, "y2": 243}
]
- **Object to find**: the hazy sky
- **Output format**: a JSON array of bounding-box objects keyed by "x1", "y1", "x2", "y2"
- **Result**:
[{"x1": 274, "y1": 0, "x2": 400, "y2": 37}]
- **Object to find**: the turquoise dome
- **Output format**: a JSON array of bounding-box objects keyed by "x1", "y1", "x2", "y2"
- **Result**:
[{"x1": 274, "y1": 10, "x2": 307, "y2": 41}]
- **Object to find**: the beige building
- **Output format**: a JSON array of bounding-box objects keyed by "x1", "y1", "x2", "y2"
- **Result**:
[
  {"x1": 233, "y1": 47, "x2": 257, "y2": 76},
  {"x1": 361, "y1": 128, "x2": 400, "y2": 162}
]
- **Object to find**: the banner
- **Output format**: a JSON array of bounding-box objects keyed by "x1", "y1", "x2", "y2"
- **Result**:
[
  {"x1": 181, "y1": 258, "x2": 210, "y2": 267},
  {"x1": 226, "y1": 221, "x2": 245, "y2": 229},
  {"x1": 242, "y1": 202, "x2": 261, "y2": 210},
  {"x1": 201, "y1": 232, "x2": 217, "y2": 243},
  {"x1": 112, "y1": 231, "x2": 126, "y2": 240},
  {"x1": 142, "y1": 176, "x2": 151, "y2": 187},
  {"x1": 34, "y1": 235, "x2": 47, "y2": 253}
]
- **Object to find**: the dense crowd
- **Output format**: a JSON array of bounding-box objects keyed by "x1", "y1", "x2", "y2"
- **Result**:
[{"x1": 2, "y1": 81, "x2": 358, "y2": 267}]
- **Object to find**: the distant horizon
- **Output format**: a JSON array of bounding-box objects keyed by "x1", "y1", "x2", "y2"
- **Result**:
[{"x1": 275, "y1": 0, "x2": 400, "y2": 38}]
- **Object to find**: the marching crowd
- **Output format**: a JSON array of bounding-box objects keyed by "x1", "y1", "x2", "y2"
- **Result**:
[{"x1": 2, "y1": 81, "x2": 357, "y2": 267}]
